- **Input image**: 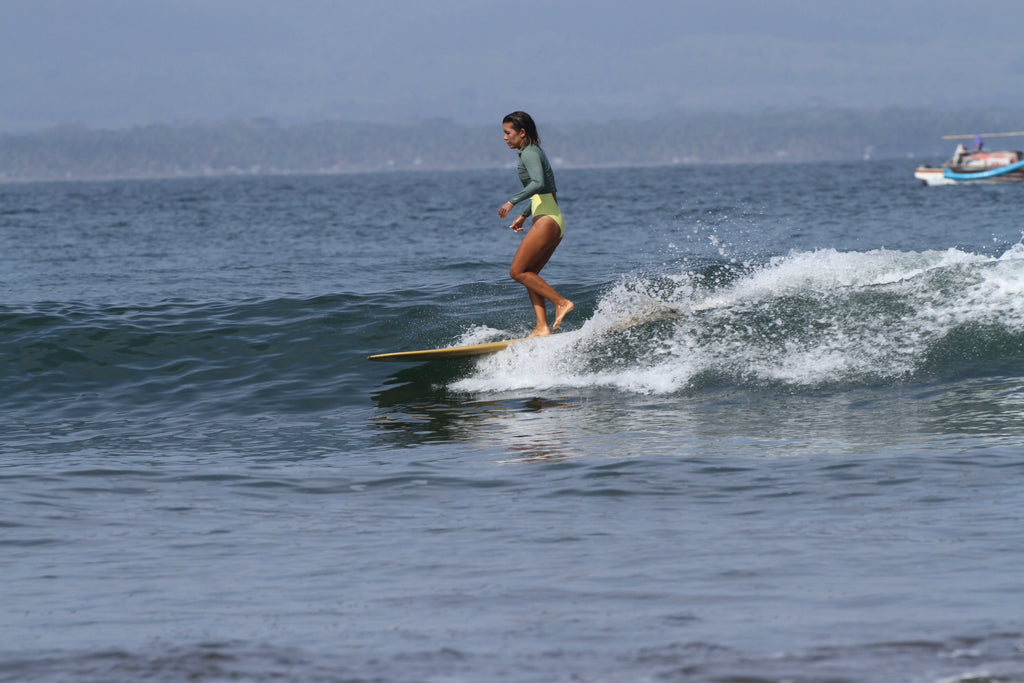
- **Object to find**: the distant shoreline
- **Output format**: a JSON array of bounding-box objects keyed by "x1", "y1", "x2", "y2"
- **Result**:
[
  {"x1": 0, "y1": 157, "x2": 953, "y2": 186},
  {"x1": 2, "y1": 107, "x2": 1021, "y2": 183}
]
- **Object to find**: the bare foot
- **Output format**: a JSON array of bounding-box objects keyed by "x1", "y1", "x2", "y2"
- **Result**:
[
  {"x1": 551, "y1": 300, "x2": 574, "y2": 331},
  {"x1": 527, "y1": 326, "x2": 552, "y2": 338}
]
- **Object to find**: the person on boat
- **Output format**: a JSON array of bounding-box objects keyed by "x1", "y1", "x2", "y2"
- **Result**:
[
  {"x1": 953, "y1": 143, "x2": 968, "y2": 167},
  {"x1": 975, "y1": 134, "x2": 984, "y2": 151},
  {"x1": 498, "y1": 111, "x2": 574, "y2": 337}
]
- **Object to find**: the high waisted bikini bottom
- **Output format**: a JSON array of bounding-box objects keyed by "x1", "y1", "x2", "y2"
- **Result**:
[{"x1": 530, "y1": 193, "x2": 565, "y2": 238}]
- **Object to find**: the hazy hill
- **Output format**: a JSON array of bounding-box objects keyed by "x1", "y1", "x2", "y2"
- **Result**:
[{"x1": 2, "y1": 107, "x2": 1023, "y2": 182}]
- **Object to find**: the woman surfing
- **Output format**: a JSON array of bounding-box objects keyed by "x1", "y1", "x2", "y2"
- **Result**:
[{"x1": 498, "y1": 111, "x2": 574, "y2": 337}]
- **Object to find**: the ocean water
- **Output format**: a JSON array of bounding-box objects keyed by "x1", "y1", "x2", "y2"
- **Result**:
[{"x1": 2, "y1": 160, "x2": 1024, "y2": 682}]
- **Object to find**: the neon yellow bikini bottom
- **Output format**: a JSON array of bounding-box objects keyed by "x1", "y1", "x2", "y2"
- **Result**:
[{"x1": 531, "y1": 193, "x2": 565, "y2": 237}]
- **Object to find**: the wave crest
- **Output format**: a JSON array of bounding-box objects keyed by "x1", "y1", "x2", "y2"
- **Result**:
[{"x1": 452, "y1": 246, "x2": 1024, "y2": 394}]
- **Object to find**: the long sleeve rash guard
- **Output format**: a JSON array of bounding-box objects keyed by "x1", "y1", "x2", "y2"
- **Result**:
[{"x1": 508, "y1": 145, "x2": 557, "y2": 218}]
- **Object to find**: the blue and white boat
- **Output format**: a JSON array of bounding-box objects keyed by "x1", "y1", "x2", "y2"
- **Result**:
[{"x1": 915, "y1": 132, "x2": 1024, "y2": 185}]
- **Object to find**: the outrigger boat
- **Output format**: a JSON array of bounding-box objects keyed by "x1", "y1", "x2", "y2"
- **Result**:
[{"x1": 915, "y1": 131, "x2": 1024, "y2": 185}]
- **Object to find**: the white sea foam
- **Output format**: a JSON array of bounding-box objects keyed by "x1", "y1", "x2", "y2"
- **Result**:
[
  {"x1": 454, "y1": 324, "x2": 511, "y2": 346},
  {"x1": 451, "y1": 246, "x2": 1024, "y2": 395}
]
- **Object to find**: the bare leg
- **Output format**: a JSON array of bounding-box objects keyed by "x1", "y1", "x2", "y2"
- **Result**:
[
  {"x1": 510, "y1": 217, "x2": 574, "y2": 336},
  {"x1": 528, "y1": 288, "x2": 547, "y2": 334}
]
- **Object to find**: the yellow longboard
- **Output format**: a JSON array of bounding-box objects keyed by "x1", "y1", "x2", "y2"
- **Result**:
[{"x1": 367, "y1": 338, "x2": 528, "y2": 362}]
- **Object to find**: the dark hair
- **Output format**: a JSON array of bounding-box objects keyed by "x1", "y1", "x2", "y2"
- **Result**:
[{"x1": 502, "y1": 111, "x2": 540, "y2": 147}]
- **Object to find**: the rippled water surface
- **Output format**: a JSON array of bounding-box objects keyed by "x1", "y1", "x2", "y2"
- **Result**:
[{"x1": 2, "y1": 161, "x2": 1024, "y2": 681}]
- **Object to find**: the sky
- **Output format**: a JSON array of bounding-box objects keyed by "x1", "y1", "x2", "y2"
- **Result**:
[{"x1": 3, "y1": 0, "x2": 1024, "y2": 133}]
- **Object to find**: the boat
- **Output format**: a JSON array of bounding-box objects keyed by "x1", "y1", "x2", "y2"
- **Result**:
[{"x1": 915, "y1": 131, "x2": 1024, "y2": 185}]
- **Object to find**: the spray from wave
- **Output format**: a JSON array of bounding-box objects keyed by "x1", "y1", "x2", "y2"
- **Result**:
[{"x1": 452, "y1": 245, "x2": 1024, "y2": 394}]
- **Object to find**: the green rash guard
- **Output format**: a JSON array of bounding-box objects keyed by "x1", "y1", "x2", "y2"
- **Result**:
[{"x1": 508, "y1": 144, "x2": 557, "y2": 218}]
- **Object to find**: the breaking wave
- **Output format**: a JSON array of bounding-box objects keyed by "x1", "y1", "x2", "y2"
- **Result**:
[{"x1": 452, "y1": 244, "x2": 1024, "y2": 394}]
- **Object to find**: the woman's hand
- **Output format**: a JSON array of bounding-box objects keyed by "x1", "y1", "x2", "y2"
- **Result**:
[
  {"x1": 498, "y1": 201, "x2": 514, "y2": 219},
  {"x1": 509, "y1": 215, "x2": 527, "y2": 232}
]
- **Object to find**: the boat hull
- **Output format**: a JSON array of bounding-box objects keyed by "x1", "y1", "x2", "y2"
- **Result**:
[
  {"x1": 916, "y1": 147, "x2": 1024, "y2": 185},
  {"x1": 915, "y1": 163, "x2": 1024, "y2": 185},
  {"x1": 915, "y1": 167, "x2": 957, "y2": 186}
]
